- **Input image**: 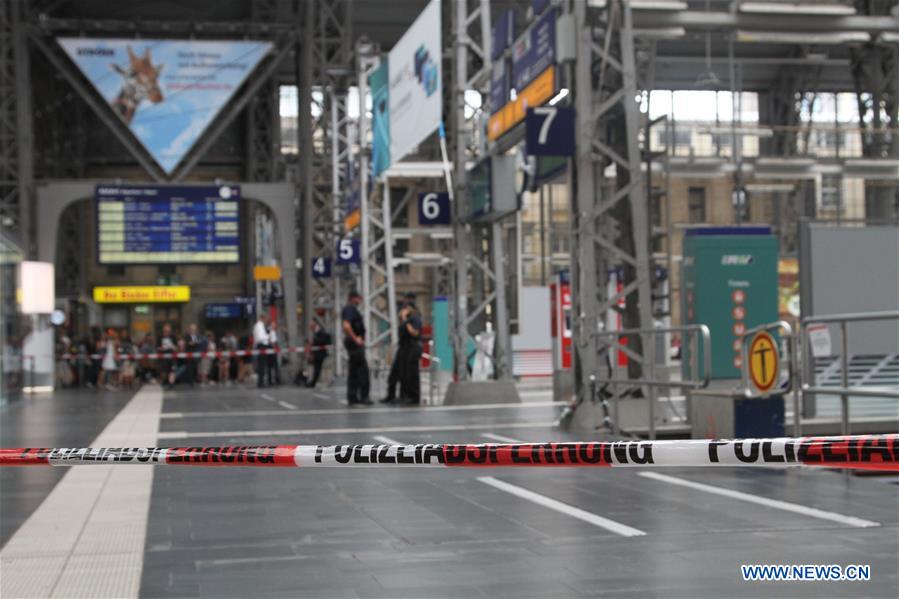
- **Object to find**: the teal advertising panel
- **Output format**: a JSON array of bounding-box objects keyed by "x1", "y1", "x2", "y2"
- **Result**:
[
  {"x1": 58, "y1": 38, "x2": 272, "y2": 175},
  {"x1": 681, "y1": 227, "x2": 778, "y2": 380},
  {"x1": 431, "y1": 296, "x2": 453, "y2": 372},
  {"x1": 369, "y1": 61, "x2": 391, "y2": 178}
]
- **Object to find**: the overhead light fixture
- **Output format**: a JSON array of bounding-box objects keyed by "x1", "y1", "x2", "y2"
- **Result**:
[
  {"x1": 634, "y1": 27, "x2": 686, "y2": 40},
  {"x1": 879, "y1": 32, "x2": 899, "y2": 43},
  {"x1": 548, "y1": 88, "x2": 569, "y2": 106},
  {"x1": 739, "y1": 2, "x2": 856, "y2": 16},
  {"x1": 429, "y1": 231, "x2": 454, "y2": 240},
  {"x1": 699, "y1": 126, "x2": 775, "y2": 137},
  {"x1": 631, "y1": 0, "x2": 688, "y2": 9},
  {"x1": 745, "y1": 183, "x2": 796, "y2": 193},
  {"x1": 736, "y1": 30, "x2": 870, "y2": 44}
]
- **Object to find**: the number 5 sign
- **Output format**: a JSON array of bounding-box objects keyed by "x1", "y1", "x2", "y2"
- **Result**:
[
  {"x1": 335, "y1": 239, "x2": 360, "y2": 265},
  {"x1": 525, "y1": 106, "x2": 575, "y2": 156},
  {"x1": 418, "y1": 192, "x2": 451, "y2": 225}
]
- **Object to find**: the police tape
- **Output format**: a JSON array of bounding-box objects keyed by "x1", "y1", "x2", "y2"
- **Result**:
[
  {"x1": 1, "y1": 435, "x2": 896, "y2": 470},
  {"x1": 52, "y1": 345, "x2": 332, "y2": 362}
]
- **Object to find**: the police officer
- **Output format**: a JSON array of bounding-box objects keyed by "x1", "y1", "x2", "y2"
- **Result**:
[
  {"x1": 381, "y1": 292, "x2": 415, "y2": 404},
  {"x1": 341, "y1": 291, "x2": 372, "y2": 406},
  {"x1": 398, "y1": 294, "x2": 423, "y2": 405}
]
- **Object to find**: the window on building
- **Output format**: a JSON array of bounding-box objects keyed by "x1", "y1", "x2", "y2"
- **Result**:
[{"x1": 688, "y1": 187, "x2": 706, "y2": 223}]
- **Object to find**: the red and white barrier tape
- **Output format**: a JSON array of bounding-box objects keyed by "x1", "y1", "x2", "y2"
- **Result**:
[
  {"x1": 53, "y1": 345, "x2": 331, "y2": 361},
  {"x1": 1, "y1": 435, "x2": 896, "y2": 471}
]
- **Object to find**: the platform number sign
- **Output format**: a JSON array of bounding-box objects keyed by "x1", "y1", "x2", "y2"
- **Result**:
[
  {"x1": 335, "y1": 239, "x2": 360, "y2": 265},
  {"x1": 311, "y1": 256, "x2": 331, "y2": 279},
  {"x1": 525, "y1": 106, "x2": 575, "y2": 157},
  {"x1": 418, "y1": 192, "x2": 451, "y2": 225}
]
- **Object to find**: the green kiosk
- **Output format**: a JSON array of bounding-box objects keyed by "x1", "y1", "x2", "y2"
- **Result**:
[{"x1": 681, "y1": 226, "x2": 783, "y2": 438}]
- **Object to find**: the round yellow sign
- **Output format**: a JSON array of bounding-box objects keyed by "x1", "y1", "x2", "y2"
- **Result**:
[{"x1": 748, "y1": 331, "x2": 779, "y2": 393}]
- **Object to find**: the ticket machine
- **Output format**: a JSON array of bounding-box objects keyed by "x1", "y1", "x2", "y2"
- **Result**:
[{"x1": 550, "y1": 271, "x2": 572, "y2": 399}]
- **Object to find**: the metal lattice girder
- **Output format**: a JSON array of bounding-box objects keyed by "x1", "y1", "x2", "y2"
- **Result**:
[
  {"x1": 451, "y1": 0, "x2": 515, "y2": 380},
  {"x1": 299, "y1": 0, "x2": 354, "y2": 374},
  {"x1": 0, "y1": 0, "x2": 33, "y2": 249},
  {"x1": 568, "y1": 0, "x2": 656, "y2": 433}
]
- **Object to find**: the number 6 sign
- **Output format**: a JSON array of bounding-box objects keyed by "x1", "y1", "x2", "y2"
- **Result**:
[
  {"x1": 335, "y1": 239, "x2": 360, "y2": 265},
  {"x1": 418, "y1": 192, "x2": 451, "y2": 225}
]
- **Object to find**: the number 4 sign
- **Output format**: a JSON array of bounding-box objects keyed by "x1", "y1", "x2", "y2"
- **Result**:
[
  {"x1": 525, "y1": 106, "x2": 575, "y2": 156},
  {"x1": 335, "y1": 239, "x2": 360, "y2": 265},
  {"x1": 311, "y1": 256, "x2": 331, "y2": 278},
  {"x1": 418, "y1": 192, "x2": 451, "y2": 225}
]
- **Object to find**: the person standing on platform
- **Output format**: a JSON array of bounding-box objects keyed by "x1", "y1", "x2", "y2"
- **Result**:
[
  {"x1": 269, "y1": 319, "x2": 281, "y2": 385},
  {"x1": 398, "y1": 295, "x2": 423, "y2": 405},
  {"x1": 184, "y1": 323, "x2": 202, "y2": 386},
  {"x1": 300, "y1": 321, "x2": 331, "y2": 388},
  {"x1": 341, "y1": 291, "x2": 371, "y2": 406},
  {"x1": 253, "y1": 314, "x2": 271, "y2": 388},
  {"x1": 158, "y1": 324, "x2": 177, "y2": 388},
  {"x1": 381, "y1": 292, "x2": 415, "y2": 404}
]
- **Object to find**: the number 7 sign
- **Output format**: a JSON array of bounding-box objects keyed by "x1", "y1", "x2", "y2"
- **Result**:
[{"x1": 525, "y1": 106, "x2": 575, "y2": 156}]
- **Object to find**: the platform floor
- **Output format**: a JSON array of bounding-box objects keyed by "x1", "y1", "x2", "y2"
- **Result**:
[{"x1": 1, "y1": 383, "x2": 897, "y2": 598}]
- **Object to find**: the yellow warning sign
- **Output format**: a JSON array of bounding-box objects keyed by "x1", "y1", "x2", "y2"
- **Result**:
[{"x1": 748, "y1": 331, "x2": 779, "y2": 393}]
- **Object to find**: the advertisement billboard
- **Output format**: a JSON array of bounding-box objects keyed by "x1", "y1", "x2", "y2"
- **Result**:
[
  {"x1": 387, "y1": 0, "x2": 442, "y2": 164},
  {"x1": 96, "y1": 184, "x2": 240, "y2": 264},
  {"x1": 369, "y1": 61, "x2": 391, "y2": 178},
  {"x1": 58, "y1": 38, "x2": 272, "y2": 175}
]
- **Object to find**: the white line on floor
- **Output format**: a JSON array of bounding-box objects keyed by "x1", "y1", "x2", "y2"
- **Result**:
[
  {"x1": 160, "y1": 401, "x2": 563, "y2": 419},
  {"x1": 157, "y1": 420, "x2": 555, "y2": 440},
  {"x1": 477, "y1": 476, "x2": 646, "y2": 537},
  {"x1": 313, "y1": 393, "x2": 332, "y2": 401},
  {"x1": 0, "y1": 385, "x2": 163, "y2": 597},
  {"x1": 372, "y1": 434, "x2": 404, "y2": 445},
  {"x1": 260, "y1": 393, "x2": 276, "y2": 401},
  {"x1": 637, "y1": 472, "x2": 880, "y2": 528},
  {"x1": 277, "y1": 401, "x2": 297, "y2": 410},
  {"x1": 481, "y1": 433, "x2": 524, "y2": 443}
]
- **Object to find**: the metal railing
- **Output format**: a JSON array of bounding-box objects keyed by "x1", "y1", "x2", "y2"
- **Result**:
[
  {"x1": 799, "y1": 310, "x2": 899, "y2": 436},
  {"x1": 595, "y1": 324, "x2": 711, "y2": 439}
]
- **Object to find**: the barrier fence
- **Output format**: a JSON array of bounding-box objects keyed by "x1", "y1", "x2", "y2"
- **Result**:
[{"x1": 1, "y1": 435, "x2": 895, "y2": 471}]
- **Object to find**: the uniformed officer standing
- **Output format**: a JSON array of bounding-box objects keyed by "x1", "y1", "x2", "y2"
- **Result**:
[
  {"x1": 398, "y1": 295, "x2": 423, "y2": 405},
  {"x1": 341, "y1": 291, "x2": 372, "y2": 406},
  {"x1": 381, "y1": 292, "x2": 416, "y2": 404}
]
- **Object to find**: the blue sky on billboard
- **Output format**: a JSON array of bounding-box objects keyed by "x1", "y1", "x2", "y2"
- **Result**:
[{"x1": 58, "y1": 38, "x2": 272, "y2": 174}]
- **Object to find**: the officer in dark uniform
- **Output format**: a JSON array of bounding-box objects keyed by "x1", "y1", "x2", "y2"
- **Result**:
[
  {"x1": 381, "y1": 292, "x2": 416, "y2": 404},
  {"x1": 398, "y1": 295, "x2": 423, "y2": 405},
  {"x1": 341, "y1": 291, "x2": 371, "y2": 406}
]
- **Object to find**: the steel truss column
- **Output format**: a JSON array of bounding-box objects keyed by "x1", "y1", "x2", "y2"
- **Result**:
[
  {"x1": 0, "y1": 0, "x2": 34, "y2": 251},
  {"x1": 452, "y1": 0, "x2": 508, "y2": 380},
  {"x1": 568, "y1": 0, "x2": 655, "y2": 433},
  {"x1": 357, "y1": 44, "x2": 398, "y2": 368},
  {"x1": 299, "y1": 0, "x2": 354, "y2": 376}
]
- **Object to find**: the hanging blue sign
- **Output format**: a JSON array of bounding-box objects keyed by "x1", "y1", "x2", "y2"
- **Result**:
[
  {"x1": 490, "y1": 60, "x2": 510, "y2": 114},
  {"x1": 204, "y1": 303, "x2": 246, "y2": 319},
  {"x1": 335, "y1": 239, "x2": 360, "y2": 265},
  {"x1": 512, "y1": 9, "x2": 556, "y2": 92},
  {"x1": 369, "y1": 61, "x2": 391, "y2": 178},
  {"x1": 311, "y1": 256, "x2": 332, "y2": 278},
  {"x1": 491, "y1": 11, "x2": 516, "y2": 60},
  {"x1": 526, "y1": 106, "x2": 575, "y2": 156},
  {"x1": 418, "y1": 192, "x2": 451, "y2": 225}
]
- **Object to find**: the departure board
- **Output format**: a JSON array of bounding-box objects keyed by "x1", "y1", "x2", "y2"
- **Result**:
[{"x1": 96, "y1": 185, "x2": 241, "y2": 264}]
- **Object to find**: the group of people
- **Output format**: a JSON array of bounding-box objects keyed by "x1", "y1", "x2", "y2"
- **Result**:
[
  {"x1": 57, "y1": 324, "x2": 255, "y2": 389},
  {"x1": 54, "y1": 294, "x2": 424, "y2": 403},
  {"x1": 341, "y1": 290, "x2": 423, "y2": 407}
]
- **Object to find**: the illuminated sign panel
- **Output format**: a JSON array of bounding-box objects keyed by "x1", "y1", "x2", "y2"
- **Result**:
[
  {"x1": 93, "y1": 286, "x2": 191, "y2": 303},
  {"x1": 487, "y1": 65, "x2": 556, "y2": 142},
  {"x1": 96, "y1": 185, "x2": 240, "y2": 264}
]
